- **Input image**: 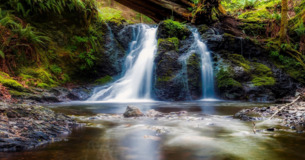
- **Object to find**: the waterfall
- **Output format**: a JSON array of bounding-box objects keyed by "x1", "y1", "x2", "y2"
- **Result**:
[
  {"x1": 191, "y1": 28, "x2": 215, "y2": 99},
  {"x1": 88, "y1": 24, "x2": 158, "y2": 102}
]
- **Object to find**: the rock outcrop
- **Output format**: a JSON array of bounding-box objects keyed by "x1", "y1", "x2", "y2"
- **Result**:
[{"x1": 0, "y1": 103, "x2": 80, "y2": 151}]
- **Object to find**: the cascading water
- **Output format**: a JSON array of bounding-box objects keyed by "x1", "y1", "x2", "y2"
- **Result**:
[
  {"x1": 88, "y1": 24, "x2": 158, "y2": 102},
  {"x1": 190, "y1": 28, "x2": 215, "y2": 99}
]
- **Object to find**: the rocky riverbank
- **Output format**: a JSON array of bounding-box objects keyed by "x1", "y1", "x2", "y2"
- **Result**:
[
  {"x1": 0, "y1": 103, "x2": 81, "y2": 152},
  {"x1": 235, "y1": 94, "x2": 305, "y2": 132}
]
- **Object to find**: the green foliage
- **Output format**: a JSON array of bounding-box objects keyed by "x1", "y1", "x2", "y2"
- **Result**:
[
  {"x1": 269, "y1": 50, "x2": 305, "y2": 83},
  {"x1": 216, "y1": 67, "x2": 242, "y2": 88},
  {"x1": 61, "y1": 74, "x2": 70, "y2": 83},
  {"x1": 0, "y1": 0, "x2": 97, "y2": 16},
  {"x1": 98, "y1": 7, "x2": 125, "y2": 24},
  {"x1": 294, "y1": 22, "x2": 305, "y2": 36},
  {"x1": 50, "y1": 64, "x2": 62, "y2": 75},
  {"x1": 95, "y1": 75, "x2": 113, "y2": 85},
  {"x1": 78, "y1": 49, "x2": 96, "y2": 70}
]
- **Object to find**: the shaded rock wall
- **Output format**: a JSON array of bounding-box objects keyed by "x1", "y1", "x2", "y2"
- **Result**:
[{"x1": 200, "y1": 26, "x2": 301, "y2": 101}]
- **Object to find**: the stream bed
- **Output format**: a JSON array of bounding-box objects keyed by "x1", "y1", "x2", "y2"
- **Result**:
[{"x1": 1, "y1": 101, "x2": 305, "y2": 160}]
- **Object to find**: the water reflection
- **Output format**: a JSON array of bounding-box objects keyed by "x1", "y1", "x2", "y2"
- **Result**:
[
  {"x1": 2, "y1": 102, "x2": 304, "y2": 160},
  {"x1": 49, "y1": 101, "x2": 271, "y2": 116}
]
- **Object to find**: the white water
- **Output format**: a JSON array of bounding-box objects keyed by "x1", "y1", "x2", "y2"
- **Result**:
[
  {"x1": 189, "y1": 28, "x2": 215, "y2": 99},
  {"x1": 88, "y1": 24, "x2": 158, "y2": 102}
]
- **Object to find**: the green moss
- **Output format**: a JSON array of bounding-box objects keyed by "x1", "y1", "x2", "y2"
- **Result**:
[
  {"x1": 216, "y1": 68, "x2": 242, "y2": 88},
  {"x1": 199, "y1": 25, "x2": 210, "y2": 33},
  {"x1": 239, "y1": 9, "x2": 272, "y2": 21},
  {"x1": 187, "y1": 53, "x2": 201, "y2": 67},
  {"x1": 157, "y1": 76, "x2": 174, "y2": 82},
  {"x1": 0, "y1": 71, "x2": 10, "y2": 78},
  {"x1": 252, "y1": 76, "x2": 275, "y2": 86},
  {"x1": 95, "y1": 75, "x2": 113, "y2": 85},
  {"x1": 9, "y1": 90, "x2": 28, "y2": 97},
  {"x1": 37, "y1": 83, "x2": 50, "y2": 89},
  {"x1": 239, "y1": 22, "x2": 266, "y2": 36},
  {"x1": 228, "y1": 54, "x2": 250, "y2": 71},
  {"x1": 162, "y1": 19, "x2": 190, "y2": 40},
  {"x1": 158, "y1": 37, "x2": 179, "y2": 51},
  {"x1": 61, "y1": 74, "x2": 70, "y2": 83},
  {"x1": 21, "y1": 68, "x2": 57, "y2": 85},
  {"x1": 251, "y1": 62, "x2": 275, "y2": 86},
  {"x1": 251, "y1": 62, "x2": 272, "y2": 76},
  {"x1": 0, "y1": 78, "x2": 24, "y2": 91},
  {"x1": 98, "y1": 7, "x2": 126, "y2": 24}
]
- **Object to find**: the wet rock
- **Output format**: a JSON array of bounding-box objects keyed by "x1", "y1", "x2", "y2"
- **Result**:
[
  {"x1": 146, "y1": 110, "x2": 163, "y2": 117},
  {"x1": 123, "y1": 106, "x2": 144, "y2": 118},
  {"x1": 0, "y1": 104, "x2": 80, "y2": 152},
  {"x1": 266, "y1": 128, "x2": 275, "y2": 131}
]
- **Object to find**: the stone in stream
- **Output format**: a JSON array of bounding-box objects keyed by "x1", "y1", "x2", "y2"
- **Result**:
[{"x1": 123, "y1": 106, "x2": 144, "y2": 118}]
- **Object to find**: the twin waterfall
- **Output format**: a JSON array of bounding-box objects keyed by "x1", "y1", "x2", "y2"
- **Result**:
[{"x1": 88, "y1": 24, "x2": 215, "y2": 102}]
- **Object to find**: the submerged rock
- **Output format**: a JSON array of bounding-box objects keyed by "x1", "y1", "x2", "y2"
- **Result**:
[{"x1": 123, "y1": 106, "x2": 144, "y2": 118}]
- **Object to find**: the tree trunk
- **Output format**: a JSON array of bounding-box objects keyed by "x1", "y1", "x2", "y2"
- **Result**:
[
  {"x1": 280, "y1": 0, "x2": 288, "y2": 42},
  {"x1": 114, "y1": 0, "x2": 224, "y2": 24}
]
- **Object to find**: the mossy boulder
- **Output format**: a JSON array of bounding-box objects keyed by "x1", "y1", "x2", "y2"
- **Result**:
[
  {"x1": 0, "y1": 73, "x2": 25, "y2": 92},
  {"x1": 157, "y1": 19, "x2": 191, "y2": 40},
  {"x1": 0, "y1": 79, "x2": 24, "y2": 92}
]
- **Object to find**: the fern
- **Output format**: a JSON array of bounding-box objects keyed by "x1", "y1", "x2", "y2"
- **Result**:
[{"x1": 295, "y1": 22, "x2": 305, "y2": 36}]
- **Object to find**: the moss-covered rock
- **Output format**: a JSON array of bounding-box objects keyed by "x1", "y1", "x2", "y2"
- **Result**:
[
  {"x1": 228, "y1": 54, "x2": 251, "y2": 72},
  {"x1": 158, "y1": 37, "x2": 180, "y2": 51},
  {"x1": 157, "y1": 19, "x2": 191, "y2": 40},
  {"x1": 0, "y1": 79, "x2": 24, "y2": 92},
  {"x1": 251, "y1": 62, "x2": 275, "y2": 86},
  {"x1": 216, "y1": 67, "x2": 242, "y2": 88},
  {"x1": 95, "y1": 75, "x2": 113, "y2": 85},
  {"x1": 187, "y1": 53, "x2": 202, "y2": 98},
  {"x1": 19, "y1": 68, "x2": 58, "y2": 88}
]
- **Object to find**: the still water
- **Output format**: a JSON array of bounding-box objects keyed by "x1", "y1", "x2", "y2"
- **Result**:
[{"x1": 1, "y1": 101, "x2": 305, "y2": 160}]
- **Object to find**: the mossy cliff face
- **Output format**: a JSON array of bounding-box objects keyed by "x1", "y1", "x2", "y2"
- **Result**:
[
  {"x1": 154, "y1": 20, "x2": 202, "y2": 101},
  {"x1": 154, "y1": 33, "x2": 183, "y2": 101},
  {"x1": 187, "y1": 53, "x2": 203, "y2": 99},
  {"x1": 197, "y1": 24, "x2": 302, "y2": 101},
  {"x1": 214, "y1": 53, "x2": 277, "y2": 101}
]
